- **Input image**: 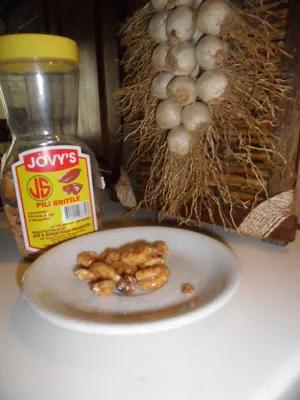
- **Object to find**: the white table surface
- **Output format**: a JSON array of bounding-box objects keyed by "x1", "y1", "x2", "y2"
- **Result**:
[{"x1": 1, "y1": 195, "x2": 300, "y2": 400}]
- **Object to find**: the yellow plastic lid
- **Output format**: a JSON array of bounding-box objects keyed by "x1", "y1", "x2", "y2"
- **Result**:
[{"x1": 0, "y1": 34, "x2": 79, "y2": 64}]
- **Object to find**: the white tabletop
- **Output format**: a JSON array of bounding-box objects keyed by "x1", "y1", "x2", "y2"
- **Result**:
[{"x1": 1, "y1": 197, "x2": 300, "y2": 400}]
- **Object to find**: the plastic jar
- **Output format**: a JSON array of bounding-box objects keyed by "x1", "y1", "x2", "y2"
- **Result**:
[{"x1": 0, "y1": 34, "x2": 102, "y2": 258}]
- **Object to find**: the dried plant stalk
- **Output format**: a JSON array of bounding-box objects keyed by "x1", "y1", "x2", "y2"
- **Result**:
[
  {"x1": 116, "y1": 0, "x2": 292, "y2": 228},
  {"x1": 115, "y1": 3, "x2": 162, "y2": 167}
]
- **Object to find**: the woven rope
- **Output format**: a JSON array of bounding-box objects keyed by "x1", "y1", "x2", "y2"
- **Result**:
[
  {"x1": 115, "y1": 168, "x2": 137, "y2": 209},
  {"x1": 238, "y1": 190, "x2": 296, "y2": 238}
]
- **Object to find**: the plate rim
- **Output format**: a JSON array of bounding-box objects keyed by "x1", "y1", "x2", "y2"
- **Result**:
[{"x1": 22, "y1": 226, "x2": 242, "y2": 335}]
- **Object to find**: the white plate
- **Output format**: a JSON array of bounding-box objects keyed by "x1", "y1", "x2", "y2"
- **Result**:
[{"x1": 22, "y1": 227, "x2": 241, "y2": 335}]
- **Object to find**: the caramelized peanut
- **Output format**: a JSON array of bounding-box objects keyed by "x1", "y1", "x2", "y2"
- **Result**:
[
  {"x1": 153, "y1": 240, "x2": 169, "y2": 255},
  {"x1": 89, "y1": 262, "x2": 121, "y2": 282},
  {"x1": 136, "y1": 265, "x2": 165, "y2": 281},
  {"x1": 139, "y1": 266, "x2": 170, "y2": 291},
  {"x1": 121, "y1": 246, "x2": 153, "y2": 266},
  {"x1": 77, "y1": 251, "x2": 99, "y2": 267},
  {"x1": 99, "y1": 247, "x2": 113, "y2": 259},
  {"x1": 105, "y1": 251, "x2": 121, "y2": 263},
  {"x1": 91, "y1": 280, "x2": 115, "y2": 296},
  {"x1": 123, "y1": 264, "x2": 138, "y2": 275},
  {"x1": 121, "y1": 241, "x2": 169, "y2": 266},
  {"x1": 143, "y1": 257, "x2": 164, "y2": 267},
  {"x1": 74, "y1": 268, "x2": 95, "y2": 280},
  {"x1": 181, "y1": 283, "x2": 195, "y2": 294}
]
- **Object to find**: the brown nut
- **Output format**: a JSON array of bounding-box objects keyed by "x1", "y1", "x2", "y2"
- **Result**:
[
  {"x1": 105, "y1": 251, "x2": 121, "y2": 264},
  {"x1": 116, "y1": 275, "x2": 136, "y2": 295},
  {"x1": 99, "y1": 247, "x2": 113, "y2": 259},
  {"x1": 139, "y1": 266, "x2": 170, "y2": 291},
  {"x1": 181, "y1": 283, "x2": 195, "y2": 294},
  {"x1": 74, "y1": 268, "x2": 95, "y2": 280},
  {"x1": 89, "y1": 262, "x2": 121, "y2": 282},
  {"x1": 121, "y1": 246, "x2": 153, "y2": 266},
  {"x1": 123, "y1": 264, "x2": 138, "y2": 275},
  {"x1": 135, "y1": 265, "x2": 165, "y2": 281},
  {"x1": 91, "y1": 280, "x2": 115, "y2": 296},
  {"x1": 77, "y1": 251, "x2": 99, "y2": 267},
  {"x1": 143, "y1": 257, "x2": 165, "y2": 267},
  {"x1": 153, "y1": 241, "x2": 169, "y2": 255},
  {"x1": 108, "y1": 260, "x2": 126, "y2": 275},
  {"x1": 58, "y1": 168, "x2": 81, "y2": 183},
  {"x1": 108, "y1": 261, "x2": 137, "y2": 276}
]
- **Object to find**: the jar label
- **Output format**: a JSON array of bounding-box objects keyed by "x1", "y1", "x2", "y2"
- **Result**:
[{"x1": 11, "y1": 145, "x2": 97, "y2": 252}]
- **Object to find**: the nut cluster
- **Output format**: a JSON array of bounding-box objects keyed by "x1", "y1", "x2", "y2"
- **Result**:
[{"x1": 74, "y1": 241, "x2": 170, "y2": 296}]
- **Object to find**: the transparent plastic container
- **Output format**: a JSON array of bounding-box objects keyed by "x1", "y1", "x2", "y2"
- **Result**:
[{"x1": 0, "y1": 34, "x2": 102, "y2": 258}]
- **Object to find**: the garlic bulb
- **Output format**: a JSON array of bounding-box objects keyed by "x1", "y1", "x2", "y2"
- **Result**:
[
  {"x1": 151, "y1": 72, "x2": 175, "y2": 99},
  {"x1": 192, "y1": 0, "x2": 204, "y2": 9},
  {"x1": 196, "y1": 70, "x2": 229, "y2": 102},
  {"x1": 166, "y1": 6, "x2": 195, "y2": 45},
  {"x1": 193, "y1": 28, "x2": 204, "y2": 45},
  {"x1": 169, "y1": 0, "x2": 194, "y2": 7},
  {"x1": 196, "y1": 35, "x2": 228, "y2": 70},
  {"x1": 152, "y1": 0, "x2": 194, "y2": 11},
  {"x1": 181, "y1": 101, "x2": 212, "y2": 133},
  {"x1": 152, "y1": 43, "x2": 170, "y2": 71},
  {"x1": 190, "y1": 64, "x2": 201, "y2": 79},
  {"x1": 197, "y1": 0, "x2": 231, "y2": 36},
  {"x1": 151, "y1": 0, "x2": 168, "y2": 10},
  {"x1": 156, "y1": 99, "x2": 182, "y2": 129},
  {"x1": 166, "y1": 76, "x2": 197, "y2": 106},
  {"x1": 167, "y1": 126, "x2": 192, "y2": 156},
  {"x1": 148, "y1": 12, "x2": 168, "y2": 43},
  {"x1": 166, "y1": 42, "x2": 197, "y2": 76}
]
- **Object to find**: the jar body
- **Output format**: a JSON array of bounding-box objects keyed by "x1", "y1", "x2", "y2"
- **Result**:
[
  {"x1": 0, "y1": 45, "x2": 102, "y2": 258},
  {"x1": 2, "y1": 136, "x2": 102, "y2": 258}
]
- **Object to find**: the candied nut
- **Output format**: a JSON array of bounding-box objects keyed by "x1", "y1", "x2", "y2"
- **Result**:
[
  {"x1": 181, "y1": 283, "x2": 195, "y2": 294},
  {"x1": 2, "y1": 171, "x2": 16, "y2": 200},
  {"x1": 109, "y1": 260, "x2": 127, "y2": 275},
  {"x1": 135, "y1": 265, "x2": 165, "y2": 281},
  {"x1": 121, "y1": 245, "x2": 153, "y2": 266},
  {"x1": 123, "y1": 264, "x2": 138, "y2": 275},
  {"x1": 99, "y1": 247, "x2": 113, "y2": 259},
  {"x1": 105, "y1": 251, "x2": 121, "y2": 264},
  {"x1": 74, "y1": 268, "x2": 95, "y2": 281},
  {"x1": 139, "y1": 266, "x2": 170, "y2": 291},
  {"x1": 89, "y1": 262, "x2": 121, "y2": 282},
  {"x1": 58, "y1": 168, "x2": 81, "y2": 183},
  {"x1": 121, "y1": 241, "x2": 169, "y2": 266},
  {"x1": 77, "y1": 251, "x2": 99, "y2": 267},
  {"x1": 116, "y1": 275, "x2": 136, "y2": 295},
  {"x1": 143, "y1": 257, "x2": 165, "y2": 267},
  {"x1": 91, "y1": 280, "x2": 115, "y2": 296},
  {"x1": 153, "y1": 240, "x2": 169, "y2": 255},
  {"x1": 109, "y1": 261, "x2": 137, "y2": 276}
]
